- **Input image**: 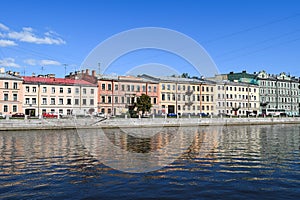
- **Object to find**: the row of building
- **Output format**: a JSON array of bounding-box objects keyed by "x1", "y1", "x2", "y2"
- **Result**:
[{"x1": 0, "y1": 68, "x2": 299, "y2": 117}]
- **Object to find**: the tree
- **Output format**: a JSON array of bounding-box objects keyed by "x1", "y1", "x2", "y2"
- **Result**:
[
  {"x1": 181, "y1": 73, "x2": 190, "y2": 78},
  {"x1": 135, "y1": 94, "x2": 152, "y2": 115}
]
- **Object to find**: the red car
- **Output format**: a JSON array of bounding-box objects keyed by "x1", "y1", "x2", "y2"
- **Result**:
[{"x1": 43, "y1": 112, "x2": 59, "y2": 118}]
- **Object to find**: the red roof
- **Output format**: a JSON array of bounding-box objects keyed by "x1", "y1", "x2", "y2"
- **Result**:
[{"x1": 22, "y1": 76, "x2": 96, "y2": 86}]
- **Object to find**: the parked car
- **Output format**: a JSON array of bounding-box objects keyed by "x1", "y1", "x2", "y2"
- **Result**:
[
  {"x1": 11, "y1": 113, "x2": 25, "y2": 118},
  {"x1": 0, "y1": 112, "x2": 6, "y2": 119},
  {"x1": 167, "y1": 113, "x2": 177, "y2": 117},
  {"x1": 97, "y1": 112, "x2": 105, "y2": 118},
  {"x1": 43, "y1": 112, "x2": 61, "y2": 118},
  {"x1": 199, "y1": 112, "x2": 209, "y2": 117}
]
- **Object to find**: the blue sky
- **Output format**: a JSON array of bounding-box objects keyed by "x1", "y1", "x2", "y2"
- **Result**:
[{"x1": 0, "y1": 0, "x2": 300, "y2": 78}]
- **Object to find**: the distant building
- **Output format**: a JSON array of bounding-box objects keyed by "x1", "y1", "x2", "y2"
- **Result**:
[
  {"x1": 213, "y1": 80, "x2": 260, "y2": 116},
  {"x1": 0, "y1": 68, "x2": 23, "y2": 115},
  {"x1": 22, "y1": 74, "x2": 97, "y2": 117},
  {"x1": 141, "y1": 75, "x2": 216, "y2": 116},
  {"x1": 255, "y1": 71, "x2": 300, "y2": 116},
  {"x1": 97, "y1": 75, "x2": 159, "y2": 116}
]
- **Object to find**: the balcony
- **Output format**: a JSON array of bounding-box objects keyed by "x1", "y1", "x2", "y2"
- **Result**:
[
  {"x1": 185, "y1": 101, "x2": 193, "y2": 106},
  {"x1": 185, "y1": 90, "x2": 194, "y2": 96}
]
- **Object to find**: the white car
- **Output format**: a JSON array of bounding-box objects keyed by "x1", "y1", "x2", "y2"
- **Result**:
[
  {"x1": 0, "y1": 112, "x2": 6, "y2": 119},
  {"x1": 97, "y1": 112, "x2": 105, "y2": 118}
]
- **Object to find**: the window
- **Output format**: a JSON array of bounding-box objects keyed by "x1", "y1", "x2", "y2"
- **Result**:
[
  {"x1": 162, "y1": 84, "x2": 165, "y2": 90},
  {"x1": 51, "y1": 98, "x2": 55, "y2": 105},
  {"x1": 25, "y1": 98, "x2": 30, "y2": 104},
  {"x1": 127, "y1": 85, "x2": 130, "y2": 91},
  {"x1": 75, "y1": 88, "x2": 79, "y2": 94},
  {"x1": 121, "y1": 85, "x2": 125, "y2": 91},
  {"x1": 83, "y1": 88, "x2": 86, "y2": 94},
  {"x1": 108, "y1": 96, "x2": 112, "y2": 103},
  {"x1": 4, "y1": 94, "x2": 8, "y2": 101},
  {"x1": 32, "y1": 87, "x2": 37, "y2": 93},
  {"x1": 59, "y1": 98, "x2": 64, "y2": 105},
  {"x1": 32, "y1": 98, "x2": 36, "y2": 104},
  {"x1": 3, "y1": 105, "x2": 8, "y2": 112},
  {"x1": 13, "y1": 82, "x2": 18, "y2": 89},
  {"x1": 162, "y1": 94, "x2": 165, "y2": 101},
  {"x1": 91, "y1": 89, "x2": 94, "y2": 94},
  {"x1": 4, "y1": 82, "x2": 8, "y2": 89},
  {"x1": 67, "y1": 99, "x2": 72, "y2": 105},
  {"x1": 115, "y1": 84, "x2": 119, "y2": 91},
  {"x1": 59, "y1": 109, "x2": 63, "y2": 114},
  {"x1": 142, "y1": 85, "x2": 146, "y2": 92},
  {"x1": 167, "y1": 84, "x2": 170, "y2": 90},
  {"x1": 59, "y1": 87, "x2": 63, "y2": 93},
  {"x1": 42, "y1": 87, "x2": 47, "y2": 93},
  {"x1": 74, "y1": 99, "x2": 79, "y2": 105},
  {"x1": 26, "y1": 86, "x2": 30, "y2": 92},
  {"x1": 52, "y1": 87, "x2": 55, "y2": 93},
  {"x1": 13, "y1": 94, "x2": 17, "y2": 101},
  {"x1": 68, "y1": 88, "x2": 71, "y2": 94},
  {"x1": 137, "y1": 85, "x2": 140, "y2": 92},
  {"x1": 115, "y1": 97, "x2": 118, "y2": 103},
  {"x1": 42, "y1": 98, "x2": 47, "y2": 105},
  {"x1": 131, "y1": 85, "x2": 134, "y2": 91},
  {"x1": 121, "y1": 97, "x2": 124, "y2": 103},
  {"x1": 108, "y1": 84, "x2": 112, "y2": 91},
  {"x1": 148, "y1": 86, "x2": 151, "y2": 92},
  {"x1": 206, "y1": 96, "x2": 209, "y2": 102},
  {"x1": 90, "y1": 99, "x2": 94, "y2": 105},
  {"x1": 154, "y1": 86, "x2": 157, "y2": 92},
  {"x1": 153, "y1": 98, "x2": 157, "y2": 104},
  {"x1": 13, "y1": 105, "x2": 17, "y2": 112},
  {"x1": 82, "y1": 99, "x2": 87, "y2": 105},
  {"x1": 102, "y1": 84, "x2": 106, "y2": 90},
  {"x1": 102, "y1": 96, "x2": 105, "y2": 103}
]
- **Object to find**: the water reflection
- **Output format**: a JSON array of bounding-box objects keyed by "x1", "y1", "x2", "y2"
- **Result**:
[{"x1": 0, "y1": 125, "x2": 299, "y2": 199}]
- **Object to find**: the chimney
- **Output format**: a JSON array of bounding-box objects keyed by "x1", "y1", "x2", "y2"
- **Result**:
[
  {"x1": 86, "y1": 69, "x2": 90, "y2": 75},
  {"x1": 0, "y1": 68, "x2": 5, "y2": 74},
  {"x1": 92, "y1": 70, "x2": 96, "y2": 77},
  {"x1": 81, "y1": 70, "x2": 84, "y2": 74},
  {"x1": 32, "y1": 73, "x2": 36, "y2": 77},
  {"x1": 13, "y1": 72, "x2": 20, "y2": 76}
]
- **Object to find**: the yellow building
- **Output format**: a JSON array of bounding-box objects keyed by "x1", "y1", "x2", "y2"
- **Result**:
[{"x1": 141, "y1": 75, "x2": 216, "y2": 116}]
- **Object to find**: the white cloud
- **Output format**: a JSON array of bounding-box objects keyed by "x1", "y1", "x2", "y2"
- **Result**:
[
  {"x1": 0, "y1": 58, "x2": 20, "y2": 68},
  {"x1": 40, "y1": 59, "x2": 61, "y2": 66},
  {"x1": 24, "y1": 58, "x2": 61, "y2": 66},
  {"x1": 0, "y1": 23, "x2": 9, "y2": 31},
  {"x1": 8, "y1": 27, "x2": 66, "y2": 45},
  {"x1": 24, "y1": 59, "x2": 37, "y2": 66},
  {"x1": 0, "y1": 39, "x2": 17, "y2": 47}
]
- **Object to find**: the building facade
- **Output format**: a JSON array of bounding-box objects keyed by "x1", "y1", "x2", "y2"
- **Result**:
[
  {"x1": 97, "y1": 75, "x2": 159, "y2": 116},
  {"x1": 214, "y1": 80, "x2": 260, "y2": 116},
  {"x1": 255, "y1": 71, "x2": 300, "y2": 116},
  {"x1": 22, "y1": 75, "x2": 97, "y2": 117},
  {"x1": 141, "y1": 75, "x2": 216, "y2": 116},
  {"x1": 0, "y1": 69, "x2": 23, "y2": 115}
]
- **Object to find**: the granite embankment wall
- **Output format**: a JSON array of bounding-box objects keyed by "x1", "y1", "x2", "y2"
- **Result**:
[{"x1": 1, "y1": 117, "x2": 300, "y2": 131}]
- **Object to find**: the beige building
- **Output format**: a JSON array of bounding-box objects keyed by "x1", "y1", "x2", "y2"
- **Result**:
[
  {"x1": 0, "y1": 69, "x2": 23, "y2": 115},
  {"x1": 141, "y1": 75, "x2": 216, "y2": 116},
  {"x1": 214, "y1": 80, "x2": 260, "y2": 116},
  {"x1": 22, "y1": 74, "x2": 98, "y2": 117}
]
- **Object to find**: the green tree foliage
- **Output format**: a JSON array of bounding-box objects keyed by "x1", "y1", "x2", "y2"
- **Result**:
[
  {"x1": 181, "y1": 73, "x2": 190, "y2": 78},
  {"x1": 135, "y1": 94, "x2": 152, "y2": 115}
]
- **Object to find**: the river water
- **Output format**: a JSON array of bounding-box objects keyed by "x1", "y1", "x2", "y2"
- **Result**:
[{"x1": 0, "y1": 124, "x2": 299, "y2": 199}]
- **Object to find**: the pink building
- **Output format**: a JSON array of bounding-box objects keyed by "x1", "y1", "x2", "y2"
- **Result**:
[
  {"x1": 0, "y1": 69, "x2": 23, "y2": 116},
  {"x1": 97, "y1": 75, "x2": 159, "y2": 116}
]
